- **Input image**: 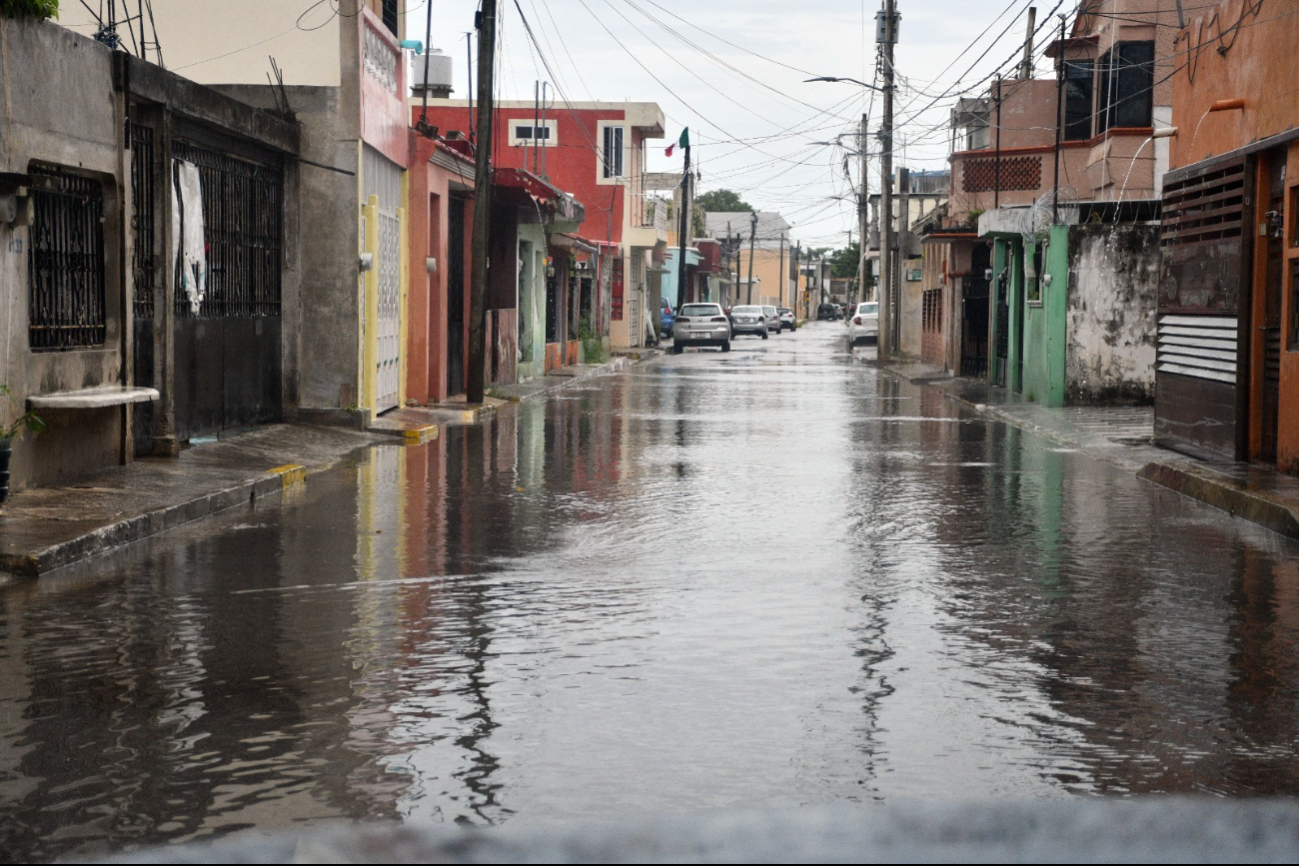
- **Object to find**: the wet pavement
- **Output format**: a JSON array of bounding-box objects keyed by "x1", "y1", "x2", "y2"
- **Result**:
[{"x1": 3, "y1": 323, "x2": 1299, "y2": 861}]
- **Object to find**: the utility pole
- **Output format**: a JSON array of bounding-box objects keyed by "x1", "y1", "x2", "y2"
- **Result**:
[
  {"x1": 879, "y1": 0, "x2": 896, "y2": 358},
  {"x1": 793, "y1": 242, "x2": 802, "y2": 319},
  {"x1": 1020, "y1": 7, "x2": 1037, "y2": 80},
  {"x1": 674, "y1": 140, "x2": 692, "y2": 315},
  {"x1": 1052, "y1": 14, "x2": 1066, "y2": 223},
  {"x1": 466, "y1": 0, "x2": 497, "y2": 404},
  {"x1": 746, "y1": 211, "x2": 758, "y2": 305},
  {"x1": 778, "y1": 232, "x2": 786, "y2": 310},
  {"x1": 859, "y1": 111, "x2": 869, "y2": 317}
]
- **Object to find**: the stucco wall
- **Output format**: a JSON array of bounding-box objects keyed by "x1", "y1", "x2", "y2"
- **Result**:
[
  {"x1": 0, "y1": 19, "x2": 125, "y2": 488},
  {"x1": 1065, "y1": 225, "x2": 1160, "y2": 405}
]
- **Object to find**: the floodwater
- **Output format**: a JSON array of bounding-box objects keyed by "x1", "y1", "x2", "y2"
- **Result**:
[{"x1": 3, "y1": 324, "x2": 1299, "y2": 861}]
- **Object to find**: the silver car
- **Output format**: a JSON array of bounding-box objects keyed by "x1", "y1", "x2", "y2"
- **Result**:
[
  {"x1": 729, "y1": 305, "x2": 769, "y2": 339},
  {"x1": 672, "y1": 303, "x2": 732, "y2": 353},
  {"x1": 761, "y1": 305, "x2": 781, "y2": 334}
]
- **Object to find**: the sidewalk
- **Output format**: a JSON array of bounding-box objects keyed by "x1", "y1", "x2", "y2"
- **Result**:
[
  {"x1": 883, "y1": 361, "x2": 1299, "y2": 540},
  {"x1": 0, "y1": 355, "x2": 642, "y2": 580}
]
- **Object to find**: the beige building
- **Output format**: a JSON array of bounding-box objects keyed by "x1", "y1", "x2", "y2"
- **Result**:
[{"x1": 707, "y1": 212, "x2": 796, "y2": 310}]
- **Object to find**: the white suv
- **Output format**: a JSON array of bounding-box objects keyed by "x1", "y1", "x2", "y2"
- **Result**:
[
  {"x1": 672, "y1": 303, "x2": 732, "y2": 353},
  {"x1": 847, "y1": 302, "x2": 879, "y2": 346}
]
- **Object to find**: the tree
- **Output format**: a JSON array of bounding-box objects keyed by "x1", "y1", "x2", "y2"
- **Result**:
[
  {"x1": 0, "y1": 0, "x2": 58, "y2": 18},
  {"x1": 829, "y1": 242, "x2": 861, "y2": 279},
  {"x1": 695, "y1": 189, "x2": 753, "y2": 214}
]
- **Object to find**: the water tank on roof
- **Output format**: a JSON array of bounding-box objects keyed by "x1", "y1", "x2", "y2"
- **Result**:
[{"x1": 411, "y1": 49, "x2": 453, "y2": 98}]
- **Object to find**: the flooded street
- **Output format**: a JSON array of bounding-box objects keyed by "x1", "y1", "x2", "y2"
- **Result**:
[{"x1": 3, "y1": 323, "x2": 1299, "y2": 861}]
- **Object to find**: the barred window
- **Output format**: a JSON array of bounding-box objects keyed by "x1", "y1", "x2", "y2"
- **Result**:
[{"x1": 27, "y1": 166, "x2": 107, "y2": 352}]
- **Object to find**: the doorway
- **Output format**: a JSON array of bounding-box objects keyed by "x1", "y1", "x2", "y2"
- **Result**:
[
  {"x1": 447, "y1": 196, "x2": 467, "y2": 397},
  {"x1": 962, "y1": 244, "x2": 991, "y2": 379}
]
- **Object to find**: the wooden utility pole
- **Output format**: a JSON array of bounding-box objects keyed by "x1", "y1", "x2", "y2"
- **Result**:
[
  {"x1": 746, "y1": 211, "x2": 758, "y2": 305},
  {"x1": 467, "y1": 0, "x2": 497, "y2": 404},
  {"x1": 778, "y1": 233, "x2": 786, "y2": 310},
  {"x1": 879, "y1": 0, "x2": 896, "y2": 358},
  {"x1": 674, "y1": 143, "x2": 691, "y2": 314}
]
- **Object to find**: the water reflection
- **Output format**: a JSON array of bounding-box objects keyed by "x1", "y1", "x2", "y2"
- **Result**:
[{"x1": 1, "y1": 332, "x2": 1299, "y2": 862}]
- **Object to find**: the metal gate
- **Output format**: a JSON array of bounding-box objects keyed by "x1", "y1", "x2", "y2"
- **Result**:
[
  {"x1": 1156, "y1": 156, "x2": 1248, "y2": 459},
  {"x1": 375, "y1": 209, "x2": 401, "y2": 412},
  {"x1": 171, "y1": 140, "x2": 282, "y2": 441},
  {"x1": 27, "y1": 166, "x2": 107, "y2": 352},
  {"x1": 130, "y1": 123, "x2": 157, "y2": 453},
  {"x1": 362, "y1": 146, "x2": 403, "y2": 414}
]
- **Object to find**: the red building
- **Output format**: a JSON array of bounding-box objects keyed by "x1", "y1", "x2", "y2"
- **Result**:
[{"x1": 412, "y1": 100, "x2": 668, "y2": 351}]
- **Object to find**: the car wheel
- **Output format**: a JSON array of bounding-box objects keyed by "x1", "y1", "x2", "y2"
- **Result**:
[
  {"x1": 722, "y1": 341, "x2": 731, "y2": 353},
  {"x1": 673, "y1": 344, "x2": 684, "y2": 355},
  {"x1": 761, "y1": 331, "x2": 768, "y2": 340}
]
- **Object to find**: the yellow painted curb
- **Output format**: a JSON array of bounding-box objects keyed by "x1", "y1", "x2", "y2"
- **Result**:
[
  {"x1": 268, "y1": 464, "x2": 306, "y2": 489},
  {"x1": 403, "y1": 425, "x2": 439, "y2": 445}
]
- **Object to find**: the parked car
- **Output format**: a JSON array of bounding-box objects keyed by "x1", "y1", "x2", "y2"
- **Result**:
[
  {"x1": 778, "y1": 308, "x2": 796, "y2": 331},
  {"x1": 833, "y1": 303, "x2": 845, "y2": 320},
  {"x1": 847, "y1": 301, "x2": 880, "y2": 346},
  {"x1": 761, "y1": 305, "x2": 781, "y2": 335},
  {"x1": 660, "y1": 298, "x2": 675, "y2": 338},
  {"x1": 817, "y1": 303, "x2": 838, "y2": 321},
  {"x1": 672, "y1": 303, "x2": 732, "y2": 353},
  {"x1": 729, "y1": 305, "x2": 769, "y2": 339}
]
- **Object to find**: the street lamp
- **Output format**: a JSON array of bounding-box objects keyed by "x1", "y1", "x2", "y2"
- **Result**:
[{"x1": 804, "y1": 76, "x2": 887, "y2": 92}]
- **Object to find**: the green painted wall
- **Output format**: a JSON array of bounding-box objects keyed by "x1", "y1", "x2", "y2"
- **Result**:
[{"x1": 1019, "y1": 224, "x2": 1069, "y2": 408}]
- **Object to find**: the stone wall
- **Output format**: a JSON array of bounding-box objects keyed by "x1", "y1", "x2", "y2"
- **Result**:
[{"x1": 1065, "y1": 225, "x2": 1161, "y2": 405}]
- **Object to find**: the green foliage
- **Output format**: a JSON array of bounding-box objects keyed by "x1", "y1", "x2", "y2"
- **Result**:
[
  {"x1": 0, "y1": 385, "x2": 45, "y2": 441},
  {"x1": 578, "y1": 320, "x2": 607, "y2": 365},
  {"x1": 695, "y1": 189, "x2": 753, "y2": 214},
  {"x1": 0, "y1": 0, "x2": 59, "y2": 20},
  {"x1": 829, "y1": 242, "x2": 862, "y2": 279}
]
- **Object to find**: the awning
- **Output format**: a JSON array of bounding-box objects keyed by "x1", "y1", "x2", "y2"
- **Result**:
[
  {"x1": 494, "y1": 167, "x2": 584, "y2": 222},
  {"x1": 551, "y1": 233, "x2": 600, "y2": 255}
]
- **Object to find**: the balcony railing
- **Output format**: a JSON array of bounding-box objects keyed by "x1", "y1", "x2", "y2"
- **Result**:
[{"x1": 363, "y1": 17, "x2": 399, "y2": 93}]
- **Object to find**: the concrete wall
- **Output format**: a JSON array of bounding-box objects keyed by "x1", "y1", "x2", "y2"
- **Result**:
[
  {"x1": 516, "y1": 223, "x2": 547, "y2": 381},
  {"x1": 0, "y1": 20, "x2": 127, "y2": 488},
  {"x1": 1065, "y1": 225, "x2": 1160, "y2": 405}
]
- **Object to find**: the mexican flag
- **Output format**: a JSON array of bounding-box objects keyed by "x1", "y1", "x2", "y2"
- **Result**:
[{"x1": 665, "y1": 128, "x2": 689, "y2": 157}]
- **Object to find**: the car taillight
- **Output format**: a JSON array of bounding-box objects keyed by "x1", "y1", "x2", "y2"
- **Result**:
[
  {"x1": 711, "y1": 317, "x2": 728, "y2": 323},
  {"x1": 677, "y1": 317, "x2": 689, "y2": 324},
  {"x1": 854, "y1": 316, "x2": 862, "y2": 324}
]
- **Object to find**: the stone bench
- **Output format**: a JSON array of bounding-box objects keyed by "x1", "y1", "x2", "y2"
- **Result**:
[{"x1": 27, "y1": 386, "x2": 160, "y2": 411}]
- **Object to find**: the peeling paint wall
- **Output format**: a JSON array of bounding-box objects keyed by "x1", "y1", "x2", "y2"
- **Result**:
[{"x1": 1065, "y1": 225, "x2": 1161, "y2": 404}]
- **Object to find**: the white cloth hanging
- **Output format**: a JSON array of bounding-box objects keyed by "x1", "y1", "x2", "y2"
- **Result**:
[{"x1": 172, "y1": 160, "x2": 206, "y2": 315}]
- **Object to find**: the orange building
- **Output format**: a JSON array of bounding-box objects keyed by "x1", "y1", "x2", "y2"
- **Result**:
[{"x1": 1154, "y1": 0, "x2": 1299, "y2": 472}]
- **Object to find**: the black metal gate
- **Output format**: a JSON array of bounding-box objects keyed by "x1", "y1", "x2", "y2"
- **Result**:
[
  {"x1": 131, "y1": 124, "x2": 157, "y2": 453},
  {"x1": 27, "y1": 166, "x2": 107, "y2": 352},
  {"x1": 447, "y1": 196, "x2": 467, "y2": 397},
  {"x1": 961, "y1": 274, "x2": 990, "y2": 379},
  {"x1": 171, "y1": 140, "x2": 282, "y2": 440}
]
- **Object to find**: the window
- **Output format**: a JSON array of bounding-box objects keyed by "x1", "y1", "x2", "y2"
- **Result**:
[
  {"x1": 28, "y1": 166, "x2": 107, "y2": 351},
  {"x1": 1026, "y1": 242, "x2": 1045, "y2": 304},
  {"x1": 1097, "y1": 42, "x2": 1153, "y2": 133},
  {"x1": 1063, "y1": 59, "x2": 1095, "y2": 141},
  {"x1": 602, "y1": 125, "x2": 625, "y2": 179},
  {"x1": 510, "y1": 121, "x2": 556, "y2": 147},
  {"x1": 380, "y1": 0, "x2": 399, "y2": 37}
]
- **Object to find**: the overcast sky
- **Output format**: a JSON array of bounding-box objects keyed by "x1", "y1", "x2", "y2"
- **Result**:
[{"x1": 408, "y1": 0, "x2": 1053, "y2": 248}]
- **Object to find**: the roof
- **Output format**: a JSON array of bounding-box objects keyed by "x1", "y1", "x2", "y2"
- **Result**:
[
  {"x1": 494, "y1": 168, "x2": 583, "y2": 221},
  {"x1": 414, "y1": 99, "x2": 666, "y2": 137},
  {"x1": 704, "y1": 211, "x2": 793, "y2": 247}
]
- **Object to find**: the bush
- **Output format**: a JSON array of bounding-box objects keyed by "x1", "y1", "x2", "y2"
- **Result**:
[
  {"x1": 0, "y1": 0, "x2": 59, "y2": 19},
  {"x1": 578, "y1": 320, "x2": 607, "y2": 365}
]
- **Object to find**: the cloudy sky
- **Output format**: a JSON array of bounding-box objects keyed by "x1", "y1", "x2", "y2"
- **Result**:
[{"x1": 411, "y1": 0, "x2": 1055, "y2": 248}]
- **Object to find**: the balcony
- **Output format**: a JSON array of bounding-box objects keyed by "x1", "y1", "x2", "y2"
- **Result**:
[{"x1": 627, "y1": 195, "x2": 669, "y2": 249}]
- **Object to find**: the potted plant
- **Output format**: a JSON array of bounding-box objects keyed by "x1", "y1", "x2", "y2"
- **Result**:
[{"x1": 0, "y1": 385, "x2": 45, "y2": 507}]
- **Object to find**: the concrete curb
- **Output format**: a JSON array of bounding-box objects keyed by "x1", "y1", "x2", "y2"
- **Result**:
[
  {"x1": 1, "y1": 354, "x2": 651, "y2": 579},
  {"x1": 1138, "y1": 462, "x2": 1299, "y2": 540},
  {"x1": 0, "y1": 474, "x2": 286, "y2": 578}
]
